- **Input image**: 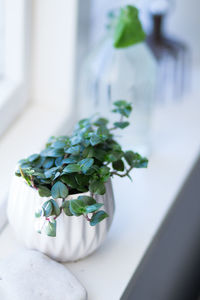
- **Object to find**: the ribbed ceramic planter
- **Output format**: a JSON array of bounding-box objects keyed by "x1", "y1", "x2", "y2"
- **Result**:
[{"x1": 7, "y1": 176, "x2": 115, "y2": 262}]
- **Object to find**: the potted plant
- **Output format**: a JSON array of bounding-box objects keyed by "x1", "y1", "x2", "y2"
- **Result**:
[{"x1": 7, "y1": 100, "x2": 148, "y2": 262}]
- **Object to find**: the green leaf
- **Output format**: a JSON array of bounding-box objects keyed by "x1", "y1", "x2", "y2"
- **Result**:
[
  {"x1": 62, "y1": 201, "x2": 73, "y2": 216},
  {"x1": 78, "y1": 158, "x2": 94, "y2": 174},
  {"x1": 20, "y1": 163, "x2": 31, "y2": 170},
  {"x1": 82, "y1": 139, "x2": 90, "y2": 147},
  {"x1": 62, "y1": 157, "x2": 78, "y2": 164},
  {"x1": 94, "y1": 118, "x2": 109, "y2": 126},
  {"x1": 90, "y1": 211, "x2": 109, "y2": 226},
  {"x1": 132, "y1": 153, "x2": 148, "y2": 168},
  {"x1": 97, "y1": 126, "x2": 109, "y2": 138},
  {"x1": 69, "y1": 199, "x2": 87, "y2": 216},
  {"x1": 65, "y1": 145, "x2": 81, "y2": 155},
  {"x1": 112, "y1": 100, "x2": 132, "y2": 118},
  {"x1": 44, "y1": 219, "x2": 56, "y2": 237},
  {"x1": 113, "y1": 5, "x2": 146, "y2": 48},
  {"x1": 90, "y1": 134, "x2": 102, "y2": 146},
  {"x1": 110, "y1": 142, "x2": 122, "y2": 151},
  {"x1": 63, "y1": 164, "x2": 81, "y2": 174},
  {"x1": 113, "y1": 100, "x2": 128, "y2": 107},
  {"x1": 44, "y1": 167, "x2": 59, "y2": 178},
  {"x1": 39, "y1": 179, "x2": 51, "y2": 186},
  {"x1": 28, "y1": 154, "x2": 40, "y2": 162},
  {"x1": 78, "y1": 118, "x2": 90, "y2": 128},
  {"x1": 85, "y1": 203, "x2": 103, "y2": 213},
  {"x1": 42, "y1": 200, "x2": 53, "y2": 217},
  {"x1": 15, "y1": 170, "x2": 21, "y2": 177},
  {"x1": 112, "y1": 107, "x2": 132, "y2": 118},
  {"x1": 124, "y1": 151, "x2": 148, "y2": 168},
  {"x1": 51, "y1": 181, "x2": 69, "y2": 199},
  {"x1": 60, "y1": 175, "x2": 78, "y2": 188},
  {"x1": 52, "y1": 140, "x2": 66, "y2": 149},
  {"x1": 18, "y1": 158, "x2": 28, "y2": 165},
  {"x1": 35, "y1": 207, "x2": 44, "y2": 218},
  {"x1": 74, "y1": 174, "x2": 89, "y2": 186},
  {"x1": 135, "y1": 158, "x2": 148, "y2": 168},
  {"x1": 112, "y1": 159, "x2": 124, "y2": 171},
  {"x1": 51, "y1": 199, "x2": 60, "y2": 216},
  {"x1": 82, "y1": 147, "x2": 95, "y2": 158},
  {"x1": 43, "y1": 148, "x2": 65, "y2": 157},
  {"x1": 106, "y1": 151, "x2": 123, "y2": 162},
  {"x1": 99, "y1": 166, "x2": 110, "y2": 176},
  {"x1": 38, "y1": 186, "x2": 51, "y2": 197},
  {"x1": 113, "y1": 121, "x2": 130, "y2": 129},
  {"x1": 93, "y1": 149, "x2": 107, "y2": 161},
  {"x1": 70, "y1": 136, "x2": 82, "y2": 146},
  {"x1": 77, "y1": 195, "x2": 96, "y2": 205},
  {"x1": 43, "y1": 157, "x2": 54, "y2": 169},
  {"x1": 89, "y1": 181, "x2": 106, "y2": 195},
  {"x1": 33, "y1": 157, "x2": 45, "y2": 168},
  {"x1": 55, "y1": 156, "x2": 63, "y2": 167},
  {"x1": 53, "y1": 171, "x2": 61, "y2": 180},
  {"x1": 124, "y1": 151, "x2": 135, "y2": 166}
]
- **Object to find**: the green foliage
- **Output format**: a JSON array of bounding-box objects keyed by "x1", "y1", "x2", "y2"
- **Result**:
[
  {"x1": 113, "y1": 121, "x2": 129, "y2": 129},
  {"x1": 78, "y1": 158, "x2": 94, "y2": 174},
  {"x1": 90, "y1": 211, "x2": 109, "y2": 226},
  {"x1": 108, "y1": 5, "x2": 146, "y2": 48},
  {"x1": 112, "y1": 100, "x2": 132, "y2": 118},
  {"x1": 38, "y1": 186, "x2": 51, "y2": 197},
  {"x1": 44, "y1": 219, "x2": 56, "y2": 237},
  {"x1": 16, "y1": 100, "x2": 148, "y2": 237},
  {"x1": 62, "y1": 201, "x2": 73, "y2": 216},
  {"x1": 63, "y1": 164, "x2": 81, "y2": 174},
  {"x1": 89, "y1": 180, "x2": 106, "y2": 195},
  {"x1": 51, "y1": 181, "x2": 69, "y2": 199}
]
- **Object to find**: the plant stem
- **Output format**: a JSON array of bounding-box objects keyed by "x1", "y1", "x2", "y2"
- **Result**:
[
  {"x1": 111, "y1": 165, "x2": 133, "y2": 178},
  {"x1": 30, "y1": 175, "x2": 38, "y2": 190},
  {"x1": 109, "y1": 114, "x2": 124, "y2": 131},
  {"x1": 84, "y1": 214, "x2": 91, "y2": 222}
]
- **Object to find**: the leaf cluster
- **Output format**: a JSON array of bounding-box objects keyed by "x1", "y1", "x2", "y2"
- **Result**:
[{"x1": 16, "y1": 100, "x2": 148, "y2": 237}]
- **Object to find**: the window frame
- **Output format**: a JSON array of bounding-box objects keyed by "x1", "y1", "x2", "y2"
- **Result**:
[
  {"x1": 0, "y1": 0, "x2": 80, "y2": 231},
  {"x1": 0, "y1": 0, "x2": 31, "y2": 136}
]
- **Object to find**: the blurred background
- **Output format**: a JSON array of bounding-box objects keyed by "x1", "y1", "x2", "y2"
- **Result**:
[
  {"x1": 0, "y1": 2, "x2": 200, "y2": 298},
  {"x1": 0, "y1": 0, "x2": 199, "y2": 221}
]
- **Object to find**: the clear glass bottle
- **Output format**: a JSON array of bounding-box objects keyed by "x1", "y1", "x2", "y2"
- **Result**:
[{"x1": 78, "y1": 15, "x2": 157, "y2": 156}]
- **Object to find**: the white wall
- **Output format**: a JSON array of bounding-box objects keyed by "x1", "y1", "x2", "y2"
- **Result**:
[
  {"x1": 167, "y1": 0, "x2": 200, "y2": 63},
  {"x1": 30, "y1": 0, "x2": 78, "y2": 114}
]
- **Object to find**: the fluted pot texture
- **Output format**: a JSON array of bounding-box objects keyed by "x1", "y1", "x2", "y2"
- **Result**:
[{"x1": 7, "y1": 176, "x2": 115, "y2": 262}]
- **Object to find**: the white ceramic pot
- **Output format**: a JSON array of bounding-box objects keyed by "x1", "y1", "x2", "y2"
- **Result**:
[{"x1": 7, "y1": 176, "x2": 115, "y2": 262}]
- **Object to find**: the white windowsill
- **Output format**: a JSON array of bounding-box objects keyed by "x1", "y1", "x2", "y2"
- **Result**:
[
  {"x1": 0, "y1": 78, "x2": 28, "y2": 137},
  {"x1": 0, "y1": 74, "x2": 200, "y2": 299},
  {"x1": 0, "y1": 78, "x2": 20, "y2": 105}
]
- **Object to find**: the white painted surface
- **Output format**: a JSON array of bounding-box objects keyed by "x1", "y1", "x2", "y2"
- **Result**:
[
  {"x1": 0, "y1": 0, "x2": 78, "y2": 137},
  {"x1": 0, "y1": 0, "x2": 31, "y2": 137},
  {"x1": 0, "y1": 80, "x2": 199, "y2": 299},
  {"x1": 0, "y1": 0, "x2": 4, "y2": 76},
  {"x1": 30, "y1": 0, "x2": 78, "y2": 112}
]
